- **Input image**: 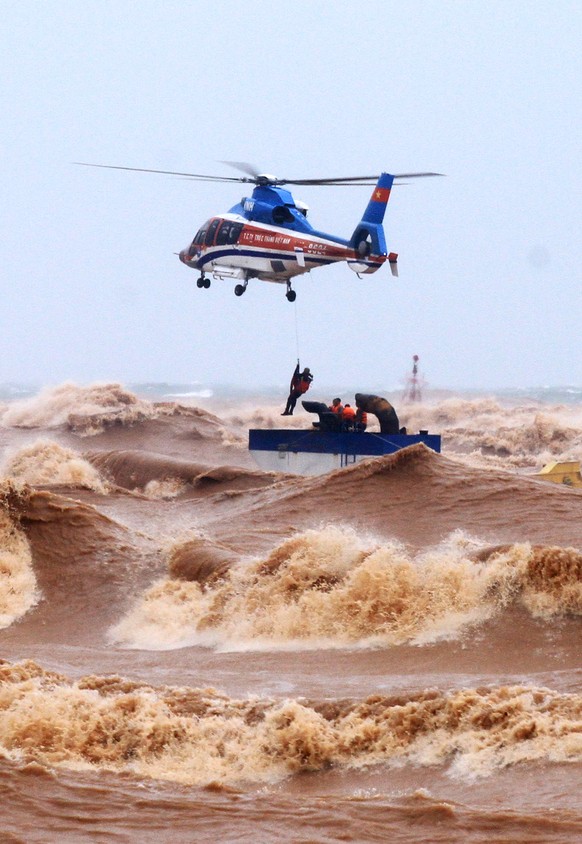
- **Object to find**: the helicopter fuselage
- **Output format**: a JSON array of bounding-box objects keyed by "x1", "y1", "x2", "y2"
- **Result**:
[{"x1": 178, "y1": 184, "x2": 388, "y2": 285}]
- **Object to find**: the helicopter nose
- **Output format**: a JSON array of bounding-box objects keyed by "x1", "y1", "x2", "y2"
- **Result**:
[{"x1": 178, "y1": 248, "x2": 188, "y2": 264}]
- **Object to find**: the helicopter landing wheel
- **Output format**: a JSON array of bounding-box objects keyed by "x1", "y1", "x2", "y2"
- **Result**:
[
  {"x1": 234, "y1": 284, "x2": 246, "y2": 297},
  {"x1": 203, "y1": 278, "x2": 211, "y2": 288},
  {"x1": 196, "y1": 276, "x2": 208, "y2": 288},
  {"x1": 286, "y1": 289, "x2": 297, "y2": 302}
]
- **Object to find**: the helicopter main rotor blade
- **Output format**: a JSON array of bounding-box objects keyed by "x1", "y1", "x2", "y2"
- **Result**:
[
  {"x1": 394, "y1": 172, "x2": 444, "y2": 179},
  {"x1": 282, "y1": 172, "x2": 444, "y2": 186},
  {"x1": 282, "y1": 176, "x2": 383, "y2": 186},
  {"x1": 75, "y1": 163, "x2": 254, "y2": 183}
]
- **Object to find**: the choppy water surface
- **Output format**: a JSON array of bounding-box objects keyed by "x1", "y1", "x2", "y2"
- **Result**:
[{"x1": 0, "y1": 382, "x2": 581, "y2": 842}]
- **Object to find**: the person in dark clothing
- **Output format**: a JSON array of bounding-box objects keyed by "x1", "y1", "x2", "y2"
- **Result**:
[{"x1": 282, "y1": 364, "x2": 313, "y2": 415}]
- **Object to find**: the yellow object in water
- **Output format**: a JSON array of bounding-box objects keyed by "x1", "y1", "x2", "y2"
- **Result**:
[{"x1": 533, "y1": 461, "x2": 582, "y2": 488}]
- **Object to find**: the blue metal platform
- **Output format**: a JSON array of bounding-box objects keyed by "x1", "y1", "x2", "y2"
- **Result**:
[{"x1": 249, "y1": 429, "x2": 441, "y2": 475}]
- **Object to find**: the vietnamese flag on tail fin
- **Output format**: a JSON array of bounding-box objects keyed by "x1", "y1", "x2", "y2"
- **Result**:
[{"x1": 361, "y1": 173, "x2": 395, "y2": 225}]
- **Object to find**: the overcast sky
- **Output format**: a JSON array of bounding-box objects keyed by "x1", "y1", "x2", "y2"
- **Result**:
[{"x1": 1, "y1": 0, "x2": 581, "y2": 392}]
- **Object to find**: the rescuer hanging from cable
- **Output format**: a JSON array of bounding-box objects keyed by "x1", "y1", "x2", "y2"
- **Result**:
[{"x1": 281, "y1": 361, "x2": 313, "y2": 416}]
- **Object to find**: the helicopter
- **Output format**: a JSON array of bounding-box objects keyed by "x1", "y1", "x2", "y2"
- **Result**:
[{"x1": 77, "y1": 161, "x2": 442, "y2": 302}]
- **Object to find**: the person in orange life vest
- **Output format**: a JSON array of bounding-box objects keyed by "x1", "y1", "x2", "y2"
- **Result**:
[
  {"x1": 355, "y1": 407, "x2": 368, "y2": 432},
  {"x1": 329, "y1": 397, "x2": 344, "y2": 415},
  {"x1": 282, "y1": 364, "x2": 313, "y2": 415},
  {"x1": 342, "y1": 403, "x2": 356, "y2": 430}
]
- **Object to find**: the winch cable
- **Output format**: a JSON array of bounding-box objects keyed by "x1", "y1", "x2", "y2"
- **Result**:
[{"x1": 293, "y1": 297, "x2": 301, "y2": 365}]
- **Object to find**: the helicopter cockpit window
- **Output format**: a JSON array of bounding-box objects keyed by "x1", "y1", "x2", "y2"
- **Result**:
[
  {"x1": 229, "y1": 222, "x2": 243, "y2": 243},
  {"x1": 215, "y1": 221, "x2": 229, "y2": 246},
  {"x1": 192, "y1": 226, "x2": 207, "y2": 246},
  {"x1": 205, "y1": 219, "x2": 221, "y2": 245}
]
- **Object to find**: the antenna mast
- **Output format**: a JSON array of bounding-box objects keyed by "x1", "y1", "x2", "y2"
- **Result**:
[{"x1": 403, "y1": 354, "x2": 422, "y2": 402}]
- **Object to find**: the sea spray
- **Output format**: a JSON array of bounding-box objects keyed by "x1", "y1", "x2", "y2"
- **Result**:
[
  {"x1": 0, "y1": 382, "x2": 153, "y2": 429},
  {"x1": 2, "y1": 440, "x2": 107, "y2": 492},
  {"x1": 111, "y1": 527, "x2": 545, "y2": 651},
  {"x1": 0, "y1": 382, "x2": 229, "y2": 440},
  {"x1": 1, "y1": 659, "x2": 581, "y2": 786},
  {"x1": 0, "y1": 505, "x2": 38, "y2": 628}
]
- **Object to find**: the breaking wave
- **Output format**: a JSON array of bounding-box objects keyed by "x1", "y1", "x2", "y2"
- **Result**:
[
  {"x1": 0, "y1": 499, "x2": 38, "y2": 628},
  {"x1": 0, "y1": 382, "x2": 232, "y2": 439},
  {"x1": 0, "y1": 382, "x2": 156, "y2": 431},
  {"x1": 0, "y1": 659, "x2": 581, "y2": 786},
  {"x1": 111, "y1": 526, "x2": 582, "y2": 651},
  {"x1": 398, "y1": 398, "x2": 582, "y2": 469},
  {"x1": 1, "y1": 441, "x2": 107, "y2": 492}
]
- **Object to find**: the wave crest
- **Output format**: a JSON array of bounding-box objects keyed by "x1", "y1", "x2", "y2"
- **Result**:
[
  {"x1": 399, "y1": 398, "x2": 582, "y2": 468},
  {"x1": 0, "y1": 382, "x2": 154, "y2": 430},
  {"x1": 111, "y1": 526, "x2": 582, "y2": 651},
  {"x1": 2, "y1": 440, "x2": 106, "y2": 492},
  {"x1": 1, "y1": 659, "x2": 581, "y2": 785},
  {"x1": 0, "y1": 498, "x2": 38, "y2": 628},
  {"x1": 0, "y1": 383, "x2": 229, "y2": 438}
]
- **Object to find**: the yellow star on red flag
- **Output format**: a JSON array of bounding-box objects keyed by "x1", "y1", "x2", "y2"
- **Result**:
[{"x1": 372, "y1": 187, "x2": 390, "y2": 203}]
